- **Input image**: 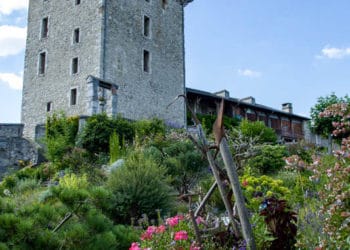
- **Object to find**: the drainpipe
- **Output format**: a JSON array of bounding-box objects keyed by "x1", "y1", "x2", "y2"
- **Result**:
[{"x1": 100, "y1": 0, "x2": 107, "y2": 79}]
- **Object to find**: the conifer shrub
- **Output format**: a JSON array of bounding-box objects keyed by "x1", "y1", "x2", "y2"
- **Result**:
[
  {"x1": 107, "y1": 151, "x2": 173, "y2": 224},
  {"x1": 247, "y1": 145, "x2": 288, "y2": 174}
]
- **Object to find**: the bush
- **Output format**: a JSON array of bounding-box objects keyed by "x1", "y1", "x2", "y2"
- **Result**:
[
  {"x1": 107, "y1": 151, "x2": 173, "y2": 223},
  {"x1": 78, "y1": 114, "x2": 134, "y2": 155},
  {"x1": 162, "y1": 140, "x2": 208, "y2": 195},
  {"x1": 188, "y1": 113, "x2": 240, "y2": 134},
  {"x1": 45, "y1": 113, "x2": 79, "y2": 162},
  {"x1": 134, "y1": 118, "x2": 166, "y2": 145},
  {"x1": 238, "y1": 119, "x2": 278, "y2": 144},
  {"x1": 247, "y1": 145, "x2": 287, "y2": 174}
]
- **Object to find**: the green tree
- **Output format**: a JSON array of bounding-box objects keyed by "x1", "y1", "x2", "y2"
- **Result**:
[{"x1": 309, "y1": 93, "x2": 349, "y2": 138}]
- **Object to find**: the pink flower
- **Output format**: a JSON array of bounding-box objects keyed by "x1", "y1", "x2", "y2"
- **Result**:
[
  {"x1": 146, "y1": 226, "x2": 157, "y2": 234},
  {"x1": 129, "y1": 242, "x2": 142, "y2": 250},
  {"x1": 174, "y1": 230, "x2": 188, "y2": 241},
  {"x1": 140, "y1": 231, "x2": 152, "y2": 241},
  {"x1": 166, "y1": 215, "x2": 183, "y2": 227},
  {"x1": 242, "y1": 179, "x2": 248, "y2": 187},
  {"x1": 156, "y1": 225, "x2": 166, "y2": 233},
  {"x1": 195, "y1": 216, "x2": 205, "y2": 225},
  {"x1": 190, "y1": 242, "x2": 201, "y2": 250}
]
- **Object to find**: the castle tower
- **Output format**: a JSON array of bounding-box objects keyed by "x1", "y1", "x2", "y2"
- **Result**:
[{"x1": 21, "y1": 0, "x2": 190, "y2": 139}]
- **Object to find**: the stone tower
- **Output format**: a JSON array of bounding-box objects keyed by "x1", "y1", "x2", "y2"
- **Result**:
[{"x1": 21, "y1": 0, "x2": 191, "y2": 139}]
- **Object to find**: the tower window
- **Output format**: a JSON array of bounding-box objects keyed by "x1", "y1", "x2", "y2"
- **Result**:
[
  {"x1": 73, "y1": 28, "x2": 80, "y2": 43},
  {"x1": 75, "y1": 0, "x2": 81, "y2": 5},
  {"x1": 70, "y1": 88, "x2": 77, "y2": 105},
  {"x1": 161, "y1": 0, "x2": 168, "y2": 9},
  {"x1": 41, "y1": 17, "x2": 49, "y2": 38},
  {"x1": 143, "y1": 50, "x2": 150, "y2": 73},
  {"x1": 72, "y1": 57, "x2": 79, "y2": 74},
  {"x1": 143, "y1": 16, "x2": 150, "y2": 37},
  {"x1": 46, "y1": 102, "x2": 52, "y2": 112},
  {"x1": 38, "y1": 52, "x2": 46, "y2": 74}
]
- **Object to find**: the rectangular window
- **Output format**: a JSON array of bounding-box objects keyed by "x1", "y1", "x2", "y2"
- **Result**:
[
  {"x1": 143, "y1": 50, "x2": 150, "y2": 73},
  {"x1": 73, "y1": 28, "x2": 80, "y2": 43},
  {"x1": 162, "y1": 0, "x2": 168, "y2": 9},
  {"x1": 41, "y1": 17, "x2": 49, "y2": 38},
  {"x1": 70, "y1": 89, "x2": 77, "y2": 105},
  {"x1": 39, "y1": 52, "x2": 46, "y2": 74},
  {"x1": 75, "y1": 0, "x2": 81, "y2": 5},
  {"x1": 46, "y1": 102, "x2": 52, "y2": 112},
  {"x1": 72, "y1": 57, "x2": 79, "y2": 74},
  {"x1": 143, "y1": 16, "x2": 150, "y2": 37}
]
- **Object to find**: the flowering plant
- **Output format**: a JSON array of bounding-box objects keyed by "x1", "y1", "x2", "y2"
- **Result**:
[
  {"x1": 129, "y1": 214, "x2": 205, "y2": 250},
  {"x1": 308, "y1": 103, "x2": 350, "y2": 249}
]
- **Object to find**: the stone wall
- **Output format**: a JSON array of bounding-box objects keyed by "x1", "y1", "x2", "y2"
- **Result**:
[
  {"x1": 103, "y1": 0, "x2": 186, "y2": 127},
  {"x1": 22, "y1": 0, "x2": 103, "y2": 139},
  {"x1": 0, "y1": 124, "x2": 38, "y2": 177}
]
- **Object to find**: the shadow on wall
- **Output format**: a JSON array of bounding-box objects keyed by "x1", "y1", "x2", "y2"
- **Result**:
[{"x1": 0, "y1": 124, "x2": 40, "y2": 179}]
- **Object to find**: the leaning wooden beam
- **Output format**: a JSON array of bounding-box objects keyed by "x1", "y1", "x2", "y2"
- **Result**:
[
  {"x1": 168, "y1": 95, "x2": 240, "y2": 238},
  {"x1": 189, "y1": 209, "x2": 202, "y2": 246},
  {"x1": 214, "y1": 99, "x2": 256, "y2": 250},
  {"x1": 194, "y1": 181, "x2": 217, "y2": 217}
]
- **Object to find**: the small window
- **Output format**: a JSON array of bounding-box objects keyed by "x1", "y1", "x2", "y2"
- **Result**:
[
  {"x1": 72, "y1": 57, "x2": 79, "y2": 74},
  {"x1": 73, "y1": 28, "x2": 80, "y2": 43},
  {"x1": 143, "y1": 16, "x2": 150, "y2": 37},
  {"x1": 46, "y1": 102, "x2": 52, "y2": 112},
  {"x1": 75, "y1": 0, "x2": 81, "y2": 5},
  {"x1": 161, "y1": 0, "x2": 168, "y2": 9},
  {"x1": 143, "y1": 50, "x2": 150, "y2": 73},
  {"x1": 41, "y1": 17, "x2": 49, "y2": 38},
  {"x1": 70, "y1": 89, "x2": 77, "y2": 105},
  {"x1": 39, "y1": 52, "x2": 46, "y2": 74}
]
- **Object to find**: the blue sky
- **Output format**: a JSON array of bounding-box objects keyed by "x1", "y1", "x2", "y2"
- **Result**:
[{"x1": 0, "y1": 0, "x2": 349, "y2": 122}]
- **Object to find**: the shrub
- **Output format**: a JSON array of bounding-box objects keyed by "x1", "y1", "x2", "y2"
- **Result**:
[
  {"x1": 78, "y1": 114, "x2": 134, "y2": 155},
  {"x1": 247, "y1": 145, "x2": 287, "y2": 174},
  {"x1": 113, "y1": 225, "x2": 140, "y2": 249},
  {"x1": 238, "y1": 119, "x2": 278, "y2": 144},
  {"x1": 162, "y1": 140, "x2": 208, "y2": 195},
  {"x1": 240, "y1": 173, "x2": 291, "y2": 212},
  {"x1": 107, "y1": 151, "x2": 173, "y2": 223},
  {"x1": 45, "y1": 113, "x2": 79, "y2": 162},
  {"x1": 134, "y1": 118, "x2": 166, "y2": 146},
  {"x1": 188, "y1": 113, "x2": 240, "y2": 134}
]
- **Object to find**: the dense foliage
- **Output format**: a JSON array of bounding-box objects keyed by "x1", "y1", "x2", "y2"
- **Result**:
[
  {"x1": 1, "y1": 104, "x2": 350, "y2": 249},
  {"x1": 309, "y1": 93, "x2": 350, "y2": 138}
]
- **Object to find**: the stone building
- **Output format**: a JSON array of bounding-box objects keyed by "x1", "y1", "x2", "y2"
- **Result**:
[{"x1": 22, "y1": 0, "x2": 192, "y2": 139}]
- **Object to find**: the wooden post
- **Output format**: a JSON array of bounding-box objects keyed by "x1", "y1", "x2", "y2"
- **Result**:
[
  {"x1": 219, "y1": 138, "x2": 256, "y2": 250},
  {"x1": 214, "y1": 99, "x2": 256, "y2": 250}
]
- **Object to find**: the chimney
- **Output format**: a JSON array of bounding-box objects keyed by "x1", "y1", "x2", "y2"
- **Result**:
[
  {"x1": 282, "y1": 103, "x2": 293, "y2": 113},
  {"x1": 241, "y1": 96, "x2": 256, "y2": 105},
  {"x1": 214, "y1": 90, "x2": 230, "y2": 98}
]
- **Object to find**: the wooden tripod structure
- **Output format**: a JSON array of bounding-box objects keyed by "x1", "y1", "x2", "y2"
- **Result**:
[{"x1": 171, "y1": 96, "x2": 256, "y2": 249}]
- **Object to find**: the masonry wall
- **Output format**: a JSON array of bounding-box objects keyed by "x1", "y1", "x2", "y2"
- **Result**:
[
  {"x1": 103, "y1": 0, "x2": 186, "y2": 127},
  {"x1": 21, "y1": 0, "x2": 103, "y2": 139},
  {"x1": 0, "y1": 124, "x2": 37, "y2": 177}
]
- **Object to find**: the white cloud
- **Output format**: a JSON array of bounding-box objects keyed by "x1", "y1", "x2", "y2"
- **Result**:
[
  {"x1": 0, "y1": 0, "x2": 29, "y2": 15},
  {"x1": 238, "y1": 69, "x2": 261, "y2": 78},
  {"x1": 0, "y1": 25, "x2": 27, "y2": 57},
  {"x1": 320, "y1": 46, "x2": 350, "y2": 59},
  {"x1": 0, "y1": 72, "x2": 23, "y2": 90}
]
